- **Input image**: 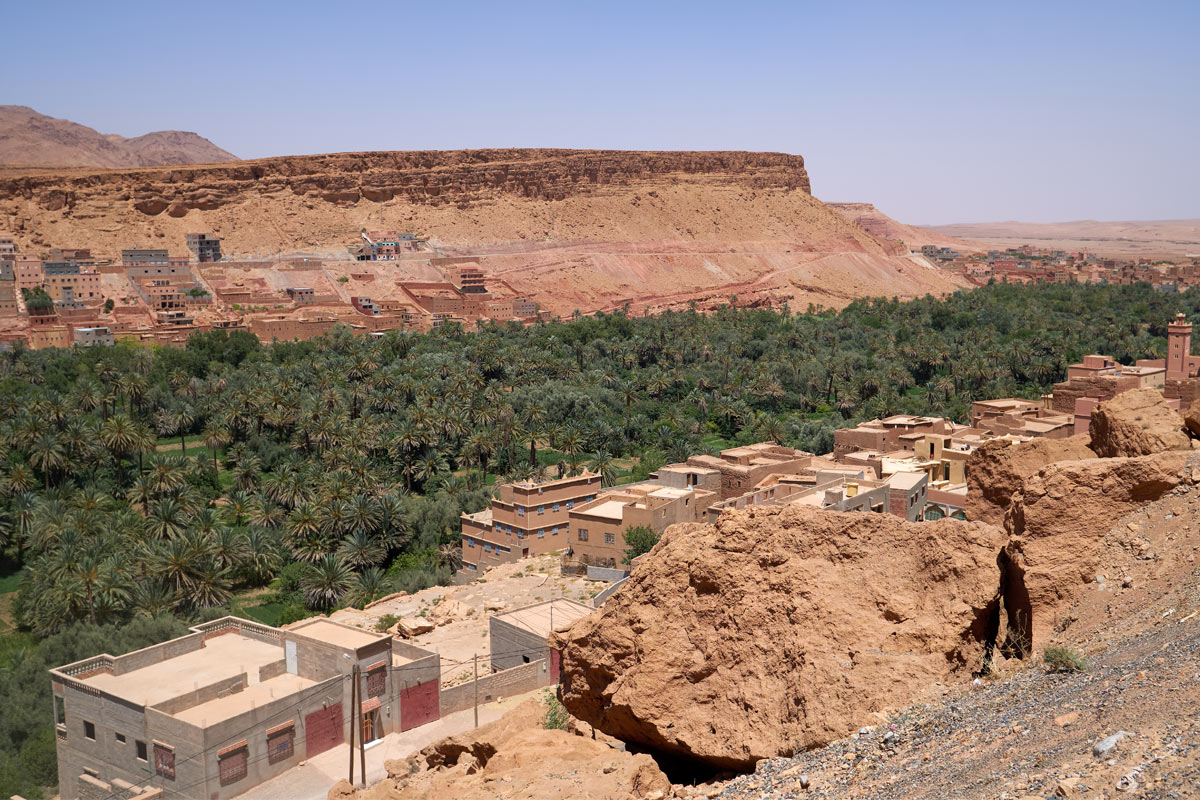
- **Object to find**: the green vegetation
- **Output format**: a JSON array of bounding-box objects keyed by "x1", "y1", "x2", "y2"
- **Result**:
[
  {"x1": 103, "y1": 298, "x2": 114, "y2": 313},
  {"x1": 0, "y1": 616, "x2": 188, "y2": 799},
  {"x1": 622, "y1": 525, "x2": 660, "y2": 564},
  {"x1": 376, "y1": 612, "x2": 399, "y2": 632},
  {"x1": 0, "y1": 282, "x2": 1194, "y2": 792},
  {"x1": 541, "y1": 687, "x2": 570, "y2": 730},
  {"x1": 1043, "y1": 646, "x2": 1088, "y2": 673},
  {"x1": 20, "y1": 287, "x2": 54, "y2": 314}
]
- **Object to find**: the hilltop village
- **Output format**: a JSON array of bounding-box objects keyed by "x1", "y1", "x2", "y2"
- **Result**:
[{"x1": 0, "y1": 230, "x2": 547, "y2": 349}]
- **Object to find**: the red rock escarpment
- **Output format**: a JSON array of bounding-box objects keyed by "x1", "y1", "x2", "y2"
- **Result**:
[{"x1": 0, "y1": 149, "x2": 810, "y2": 216}]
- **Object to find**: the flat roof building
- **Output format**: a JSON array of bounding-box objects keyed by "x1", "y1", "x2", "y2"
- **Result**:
[
  {"x1": 489, "y1": 599, "x2": 593, "y2": 672},
  {"x1": 51, "y1": 616, "x2": 440, "y2": 800}
]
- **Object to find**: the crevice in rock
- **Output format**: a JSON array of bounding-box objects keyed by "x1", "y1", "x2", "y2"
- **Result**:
[{"x1": 998, "y1": 547, "x2": 1033, "y2": 659}]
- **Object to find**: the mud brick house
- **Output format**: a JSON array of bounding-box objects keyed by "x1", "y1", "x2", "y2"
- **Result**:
[
  {"x1": 50, "y1": 617, "x2": 440, "y2": 800},
  {"x1": 460, "y1": 471, "x2": 603, "y2": 572},
  {"x1": 567, "y1": 484, "x2": 716, "y2": 569}
]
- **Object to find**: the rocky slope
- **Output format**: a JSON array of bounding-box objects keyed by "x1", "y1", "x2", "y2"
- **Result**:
[
  {"x1": 337, "y1": 697, "x2": 670, "y2": 800},
  {"x1": 0, "y1": 149, "x2": 969, "y2": 315},
  {"x1": 0, "y1": 105, "x2": 236, "y2": 168},
  {"x1": 553, "y1": 506, "x2": 1007, "y2": 770},
  {"x1": 826, "y1": 202, "x2": 977, "y2": 252}
]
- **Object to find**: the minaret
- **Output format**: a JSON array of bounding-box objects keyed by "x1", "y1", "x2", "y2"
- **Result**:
[{"x1": 1167, "y1": 313, "x2": 1192, "y2": 380}]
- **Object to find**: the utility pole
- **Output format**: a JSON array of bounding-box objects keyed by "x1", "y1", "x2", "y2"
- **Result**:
[
  {"x1": 473, "y1": 653, "x2": 479, "y2": 729},
  {"x1": 348, "y1": 664, "x2": 357, "y2": 786}
]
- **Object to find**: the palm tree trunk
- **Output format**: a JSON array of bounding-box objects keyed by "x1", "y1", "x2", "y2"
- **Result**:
[{"x1": 180, "y1": 432, "x2": 186, "y2": 456}]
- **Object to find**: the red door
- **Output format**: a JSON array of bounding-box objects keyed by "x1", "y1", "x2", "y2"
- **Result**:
[
  {"x1": 399, "y1": 679, "x2": 440, "y2": 731},
  {"x1": 550, "y1": 648, "x2": 561, "y2": 683},
  {"x1": 305, "y1": 704, "x2": 343, "y2": 758}
]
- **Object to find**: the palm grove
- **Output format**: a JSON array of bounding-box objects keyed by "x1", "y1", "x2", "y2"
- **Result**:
[{"x1": 0, "y1": 281, "x2": 1194, "y2": 795}]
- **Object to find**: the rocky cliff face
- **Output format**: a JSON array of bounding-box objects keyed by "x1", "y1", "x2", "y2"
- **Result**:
[
  {"x1": 965, "y1": 435, "x2": 1096, "y2": 526},
  {"x1": 1088, "y1": 388, "x2": 1192, "y2": 458},
  {"x1": 0, "y1": 149, "x2": 809, "y2": 217},
  {"x1": 553, "y1": 505, "x2": 1006, "y2": 770}
]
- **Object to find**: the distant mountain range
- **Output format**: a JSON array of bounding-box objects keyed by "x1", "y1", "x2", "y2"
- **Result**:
[{"x1": 0, "y1": 105, "x2": 237, "y2": 169}]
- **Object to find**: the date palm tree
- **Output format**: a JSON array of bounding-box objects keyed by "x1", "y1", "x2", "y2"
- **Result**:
[{"x1": 301, "y1": 555, "x2": 355, "y2": 610}]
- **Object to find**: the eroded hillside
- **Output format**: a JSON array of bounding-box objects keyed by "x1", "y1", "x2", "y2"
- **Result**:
[{"x1": 0, "y1": 149, "x2": 968, "y2": 315}]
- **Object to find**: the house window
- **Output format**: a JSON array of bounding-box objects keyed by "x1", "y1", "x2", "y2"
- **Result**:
[
  {"x1": 136, "y1": 740, "x2": 148, "y2": 761},
  {"x1": 218, "y1": 743, "x2": 248, "y2": 786},
  {"x1": 154, "y1": 743, "x2": 175, "y2": 779},
  {"x1": 366, "y1": 666, "x2": 386, "y2": 698},
  {"x1": 604, "y1": 533, "x2": 616, "y2": 544},
  {"x1": 553, "y1": 503, "x2": 560, "y2": 512},
  {"x1": 537, "y1": 505, "x2": 544, "y2": 515},
  {"x1": 538, "y1": 529, "x2": 545, "y2": 538},
  {"x1": 517, "y1": 507, "x2": 525, "y2": 516},
  {"x1": 466, "y1": 537, "x2": 475, "y2": 548},
  {"x1": 552, "y1": 526, "x2": 559, "y2": 535},
  {"x1": 566, "y1": 501, "x2": 574, "y2": 509},
  {"x1": 578, "y1": 529, "x2": 589, "y2": 542},
  {"x1": 267, "y1": 724, "x2": 295, "y2": 765},
  {"x1": 484, "y1": 543, "x2": 492, "y2": 553},
  {"x1": 54, "y1": 696, "x2": 65, "y2": 725},
  {"x1": 84, "y1": 721, "x2": 96, "y2": 740},
  {"x1": 116, "y1": 732, "x2": 127, "y2": 744}
]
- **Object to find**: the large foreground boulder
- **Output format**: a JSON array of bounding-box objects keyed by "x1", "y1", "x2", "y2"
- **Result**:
[
  {"x1": 355, "y1": 699, "x2": 669, "y2": 800},
  {"x1": 1003, "y1": 450, "x2": 1200, "y2": 653},
  {"x1": 553, "y1": 505, "x2": 1007, "y2": 770},
  {"x1": 1088, "y1": 388, "x2": 1190, "y2": 457},
  {"x1": 1185, "y1": 398, "x2": 1200, "y2": 438},
  {"x1": 965, "y1": 434, "x2": 1095, "y2": 526}
]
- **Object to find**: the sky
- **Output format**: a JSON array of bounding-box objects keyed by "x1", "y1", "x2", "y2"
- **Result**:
[{"x1": 4, "y1": 0, "x2": 1198, "y2": 224}]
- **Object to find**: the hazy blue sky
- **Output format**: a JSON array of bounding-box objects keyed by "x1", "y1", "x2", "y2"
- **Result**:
[{"x1": 5, "y1": 0, "x2": 1197, "y2": 224}]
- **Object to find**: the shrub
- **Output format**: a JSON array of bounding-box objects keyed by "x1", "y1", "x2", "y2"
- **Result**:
[
  {"x1": 1043, "y1": 646, "x2": 1088, "y2": 673},
  {"x1": 376, "y1": 613, "x2": 399, "y2": 632},
  {"x1": 542, "y1": 688, "x2": 569, "y2": 730}
]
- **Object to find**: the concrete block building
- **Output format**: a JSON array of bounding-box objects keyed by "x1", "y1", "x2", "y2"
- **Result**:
[
  {"x1": 185, "y1": 233, "x2": 222, "y2": 263},
  {"x1": 51, "y1": 617, "x2": 440, "y2": 800},
  {"x1": 488, "y1": 599, "x2": 593, "y2": 673}
]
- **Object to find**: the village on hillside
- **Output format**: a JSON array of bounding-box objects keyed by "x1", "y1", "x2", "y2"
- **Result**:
[
  {"x1": 0, "y1": 230, "x2": 548, "y2": 350},
  {"x1": 1, "y1": 228, "x2": 1198, "y2": 351}
]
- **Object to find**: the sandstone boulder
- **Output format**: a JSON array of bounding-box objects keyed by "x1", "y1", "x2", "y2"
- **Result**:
[
  {"x1": 553, "y1": 505, "x2": 1007, "y2": 770},
  {"x1": 965, "y1": 435, "x2": 1096, "y2": 526},
  {"x1": 1185, "y1": 398, "x2": 1200, "y2": 438},
  {"x1": 1002, "y1": 451, "x2": 1200, "y2": 652},
  {"x1": 388, "y1": 616, "x2": 435, "y2": 638},
  {"x1": 1088, "y1": 388, "x2": 1190, "y2": 457},
  {"x1": 366, "y1": 699, "x2": 668, "y2": 800}
]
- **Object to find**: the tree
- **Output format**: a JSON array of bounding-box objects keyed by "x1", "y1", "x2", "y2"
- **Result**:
[
  {"x1": 622, "y1": 525, "x2": 659, "y2": 564},
  {"x1": 300, "y1": 555, "x2": 355, "y2": 610}
]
